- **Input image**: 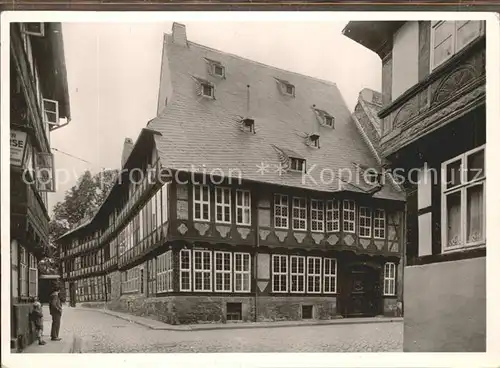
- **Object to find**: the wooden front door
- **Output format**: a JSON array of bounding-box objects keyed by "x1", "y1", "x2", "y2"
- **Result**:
[
  {"x1": 69, "y1": 282, "x2": 76, "y2": 307},
  {"x1": 344, "y1": 265, "x2": 380, "y2": 317}
]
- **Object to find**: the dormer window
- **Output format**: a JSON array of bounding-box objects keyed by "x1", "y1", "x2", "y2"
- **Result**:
[
  {"x1": 275, "y1": 78, "x2": 295, "y2": 97},
  {"x1": 201, "y1": 83, "x2": 214, "y2": 98},
  {"x1": 290, "y1": 157, "x2": 305, "y2": 172},
  {"x1": 205, "y1": 58, "x2": 225, "y2": 78},
  {"x1": 324, "y1": 115, "x2": 334, "y2": 128},
  {"x1": 309, "y1": 133, "x2": 320, "y2": 148},
  {"x1": 241, "y1": 117, "x2": 255, "y2": 133},
  {"x1": 285, "y1": 84, "x2": 295, "y2": 96},
  {"x1": 213, "y1": 64, "x2": 225, "y2": 77}
]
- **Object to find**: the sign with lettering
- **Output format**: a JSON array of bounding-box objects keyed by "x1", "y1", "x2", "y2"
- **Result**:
[
  {"x1": 10, "y1": 130, "x2": 27, "y2": 166},
  {"x1": 35, "y1": 152, "x2": 56, "y2": 192}
]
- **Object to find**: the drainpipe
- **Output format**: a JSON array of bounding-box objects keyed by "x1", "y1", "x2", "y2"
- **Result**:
[{"x1": 254, "y1": 190, "x2": 259, "y2": 322}]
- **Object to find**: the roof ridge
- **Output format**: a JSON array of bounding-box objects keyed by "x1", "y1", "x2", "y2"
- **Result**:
[{"x1": 164, "y1": 32, "x2": 339, "y2": 88}]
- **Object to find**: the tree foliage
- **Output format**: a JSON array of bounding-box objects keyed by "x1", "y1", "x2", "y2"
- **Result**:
[{"x1": 41, "y1": 169, "x2": 118, "y2": 275}]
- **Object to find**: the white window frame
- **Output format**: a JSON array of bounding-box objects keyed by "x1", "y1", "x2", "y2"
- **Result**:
[
  {"x1": 215, "y1": 187, "x2": 232, "y2": 224},
  {"x1": 201, "y1": 83, "x2": 215, "y2": 98},
  {"x1": 122, "y1": 267, "x2": 140, "y2": 294},
  {"x1": 324, "y1": 115, "x2": 334, "y2": 128},
  {"x1": 272, "y1": 255, "x2": 288, "y2": 293},
  {"x1": 19, "y1": 246, "x2": 28, "y2": 297},
  {"x1": 42, "y1": 98, "x2": 60, "y2": 126},
  {"x1": 430, "y1": 20, "x2": 484, "y2": 70},
  {"x1": 236, "y1": 189, "x2": 251, "y2": 225},
  {"x1": 161, "y1": 182, "x2": 169, "y2": 225},
  {"x1": 28, "y1": 253, "x2": 38, "y2": 298},
  {"x1": 343, "y1": 200, "x2": 356, "y2": 233},
  {"x1": 289, "y1": 255, "x2": 305, "y2": 293},
  {"x1": 283, "y1": 83, "x2": 295, "y2": 97},
  {"x1": 306, "y1": 256, "x2": 322, "y2": 294},
  {"x1": 213, "y1": 63, "x2": 225, "y2": 78},
  {"x1": 310, "y1": 199, "x2": 325, "y2": 232},
  {"x1": 193, "y1": 250, "x2": 212, "y2": 292},
  {"x1": 157, "y1": 250, "x2": 173, "y2": 293},
  {"x1": 374, "y1": 209, "x2": 386, "y2": 239},
  {"x1": 383, "y1": 262, "x2": 396, "y2": 296},
  {"x1": 441, "y1": 144, "x2": 486, "y2": 253},
  {"x1": 179, "y1": 249, "x2": 192, "y2": 292},
  {"x1": 323, "y1": 258, "x2": 337, "y2": 294},
  {"x1": 290, "y1": 158, "x2": 305, "y2": 172},
  {"x1": 326, "y1": 200, "x2": 340, "y2": 232},
  {"x1": 292, "y1": 197, "x2": 307, "y2": 231},
  {"x1": 234, "y1": 252, "x2": 251, "y2": 293},
  {"x1": 359, "y1": 206, "x2": 372, "y2": 238},
  {"x1": 274, "y1": 194, "x2": 289, "y2": 229},
  {"x1": 214, "y1": 251, "x2": 232, "y2": 292},
  {"x1": 193, "y1": 185, "x2": 210, "y2": 222}
]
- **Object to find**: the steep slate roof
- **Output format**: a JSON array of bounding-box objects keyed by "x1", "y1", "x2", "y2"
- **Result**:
[{"x1": 148, "y1": 33, "x2": 403, "y2": 201}]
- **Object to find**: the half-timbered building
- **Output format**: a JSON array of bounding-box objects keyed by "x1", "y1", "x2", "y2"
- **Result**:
[
  {"x1": 58, "y1": 23, "x2": 404, "y2": 324},
  {"x1": 344, "y1": 20, "x2": 486, "y2": 351}
]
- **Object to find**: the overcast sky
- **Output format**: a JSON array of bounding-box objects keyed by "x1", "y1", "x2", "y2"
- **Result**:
[{"x1": 48, "y1": 21, "x2": 381, "y2": 215}]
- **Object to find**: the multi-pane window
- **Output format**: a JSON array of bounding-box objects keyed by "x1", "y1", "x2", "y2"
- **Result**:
[
  {"x1": 122, "y1": 267, "x2": 140, "y2": 293},
  {"x1": 326, "y1": 200, "x2": 340, "y2": 232},
  {"x1": 215, "y1": 251, "x2": 232, "y2": 292},
  {"x1": 307, "y1": 257, "x2": 322, "y2": 294},
  {"x1": 157, "y1": 250, "x2": 173, "y2": 293},
  {"x1": 179, "y1": 249, "x2": 192, "y2": 291},
  {"x1": 20, "y1": 246, "x2": 27, "y2": 297},
  {"x1": 28, "y1": 253, "x2": 38, "y2": 297},
  {"x1": 215, "y1": 187, "x2": 231, "y2": 224},
  {"x1": 311, "y1": 199, "x2": 325, "y2": 232},
  {"x1": 236, "y1": 190, "x2": 251, "y2": 225},
  {"x1": 151, "y1": 190, "x2": 158, "y2": 231},
  {"x1": 431, "y1": 21, "x2": 484, "y2": 70},
  {"x1": 374, "y1": 209, "x2": 386, "y2": 239},
  {"x1": 274, "y1": 194, "x2": 289, "y2": 229},
  {"x1": 290, "y1": 256, "x2": 305, "y2": 293},
  {"x1": 292, "y1": 197, "x2": 307, "y2": 230},
  {"x1": 323, "y1": 258, "x2": 337, "y2": 294},
  {"x1": 193, "y1": 250, "x2": 212, "y2": 292},
  {"x1": 161, "y1": 182, "x2": 169, "y2": 225},
  {"x1": 272, "y1": 255, "x2": 288, "y2": 293},
  {"x1": 343, "y1": 200, "x2": 356, "y2": 233},
  {"x1": 290, "y1": 158, "x2": 305, "y2": 172},
  {"x1": 383, "y1": 262, "x2": 396, "y2": 296},
  {"x1": 359, "y1": 207, "x2": 372, "y2": 238},
  {"x1": 442, "y1": 145, "x2": 485, "y2": 252},
  {"x1": 193, "y1": 185, "x2": 210, "y2": 221},
  {"x1": 234, "y1": 252, "x2": 251, "y2": 292}
]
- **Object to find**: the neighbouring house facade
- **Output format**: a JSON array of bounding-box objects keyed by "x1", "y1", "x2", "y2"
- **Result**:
[
  {"x1": 344, "y1": 20, "x2": 486, "y2": 351},
  {"x1": 57, "y1": 23, "x2": 405, "y2": 325},
  {"x1": 10, "y1": 22, "x2": 71, "y2": 349}
]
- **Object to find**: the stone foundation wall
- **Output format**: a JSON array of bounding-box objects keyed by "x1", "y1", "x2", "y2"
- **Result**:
[
  {"x1": 383, "y1": 298, "x2": 402, "y2": 317},
  {"x1": 107, "y1": 295, "x2": 255, "y2": 325},
  {"x1": 12, "y1": 304, "x2": 36, "y2": 351},
  {"x1": 255, "y1": 296, "x2": 338, "y2": 322}
]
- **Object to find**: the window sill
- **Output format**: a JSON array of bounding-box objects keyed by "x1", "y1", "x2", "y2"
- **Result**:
[
  {"x1": 442, "y1": 242, "x2": 485, "y2": 255},
  {"x1": 236, "y1": 223, "x2": 252, "y2": 227}
]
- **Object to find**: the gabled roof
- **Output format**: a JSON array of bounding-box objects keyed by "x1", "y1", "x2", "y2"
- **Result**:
[{"x1": 148, "y1": 33, "x2": 402, "y2": 201}]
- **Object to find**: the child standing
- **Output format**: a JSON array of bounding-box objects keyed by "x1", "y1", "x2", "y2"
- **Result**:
[{"x1": 31, "y1": 301, "x2": 46, "y2": 345}]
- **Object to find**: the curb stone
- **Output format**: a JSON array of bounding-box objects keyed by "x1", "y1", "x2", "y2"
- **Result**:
[{"x1": 88, "y1": 307, "x2": 403, "y2": 332}]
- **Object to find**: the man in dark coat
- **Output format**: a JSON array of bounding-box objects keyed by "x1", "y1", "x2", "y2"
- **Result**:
[{"x1": 49, "y1": 286, "x2": 63, "y2": 341}]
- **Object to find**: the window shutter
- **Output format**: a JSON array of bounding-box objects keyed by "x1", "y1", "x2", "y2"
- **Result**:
[
  {"x1": 456, "y1": 21, "x2": 482, "y2": 52},
  {"x1": 432, "y1": 21, "x2": 454, "y2": 68}
]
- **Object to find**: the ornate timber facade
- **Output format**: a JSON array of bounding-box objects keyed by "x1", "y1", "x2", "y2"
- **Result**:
[
  {"x1": 344, "y1": 20, "x2": 486, "y2": 351},
  {"x1": 57, "y1": 23, "x2": 405, "y2": 324},
  {"x1": 10, "y1": 22, "x2": 71, "y2": 348}
]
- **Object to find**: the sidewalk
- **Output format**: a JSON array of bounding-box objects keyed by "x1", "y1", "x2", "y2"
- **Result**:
[
  {"x1": 78, "y1": 306, "x2": 403, "y2": 332},
  {"x1": 21, "y1": 306, "x2": 82, "y2": 354}
]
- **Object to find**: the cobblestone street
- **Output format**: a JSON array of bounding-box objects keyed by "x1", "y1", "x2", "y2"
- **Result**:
[{"x1": 56, "y1": 307, "x2": 402, "y2": 353}]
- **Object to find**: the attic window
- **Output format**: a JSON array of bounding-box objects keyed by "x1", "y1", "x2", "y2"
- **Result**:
[
  {"x1": 309, "y1": 133, "x2": 320, "y2": 148},
  {"x1": 242, "y1": 118, "x2": 255, "y2": 133},
  {"x1": 324, "y1": 115, "x2": 334, "y2": 128},
  {"x1": 284, "y1": 83, "x2": 295, "y2": 96},
  {"x1": 213, "y1": 64, "x2": 225, "y2": 77},
  {"x1": 290, "y1": 158, "x2": 305, "y2": 172},
  {"x1": 201, "y1": 83, "x2": 214, "y2": 98}
]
